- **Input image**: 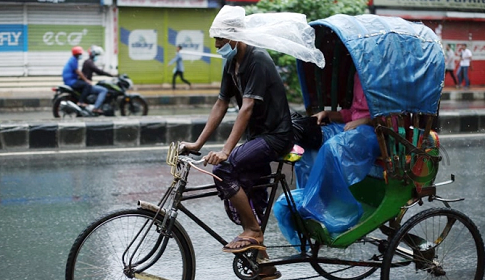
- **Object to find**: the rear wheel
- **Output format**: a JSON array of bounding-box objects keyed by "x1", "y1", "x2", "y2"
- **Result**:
[
  {"x1": 381, "y1": 208, "x2": 485, "y2": 279},
  {"x1": 120, "y1": 96, "x2": 148, "y2": 116},
  {"x1": 53, "y1": 95, "x2": 78, "y2": 118},
  {"x1": 65, "y1": 208, "x2": 196, "y2": 280}
]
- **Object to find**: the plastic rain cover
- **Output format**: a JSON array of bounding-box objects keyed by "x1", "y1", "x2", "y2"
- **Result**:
[{"x1": 209, "y1": 5, "x2": 325, "y2": 68}]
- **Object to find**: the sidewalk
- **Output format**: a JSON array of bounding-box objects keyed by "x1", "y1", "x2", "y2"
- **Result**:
[{"x1": 0, "y1": 81, "x2": 484, "y2": 151}]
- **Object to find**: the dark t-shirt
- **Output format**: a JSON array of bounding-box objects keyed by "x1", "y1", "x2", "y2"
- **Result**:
[
  {"x1": 219, "y1": 45, "x2": 293, "y2": 155},
  {"x1": 82, "y1": 59, "x2": 112, "y2": 81}
]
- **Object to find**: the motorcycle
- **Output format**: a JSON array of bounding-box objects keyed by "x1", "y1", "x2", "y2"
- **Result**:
[{"x1": 51, "y1": 74, "x2": 149, "y2": 118}]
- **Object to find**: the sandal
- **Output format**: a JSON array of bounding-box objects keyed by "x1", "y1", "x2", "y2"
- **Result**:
[
  {"x1": 222, "y1": 236, "x2": 266, "y2": 253},
  {"x1": 259, "y1": 270, "x2": 282, "y2": 280}
]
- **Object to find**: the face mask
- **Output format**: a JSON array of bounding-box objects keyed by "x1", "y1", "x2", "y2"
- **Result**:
[
  {"x1": 93, "y1": 56, "x2": 98, "y2": 62},
  {"x1": 217, "y1": 41, "x2": 238, "y2": 61}
]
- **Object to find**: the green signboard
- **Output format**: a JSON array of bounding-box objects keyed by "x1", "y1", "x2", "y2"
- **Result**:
[
  {"x1": 28, "y1": 25, "x2": 104, "y2": 51},
  {"x1": 118, "y1": 7, "x2": 222, "y2": 84}
]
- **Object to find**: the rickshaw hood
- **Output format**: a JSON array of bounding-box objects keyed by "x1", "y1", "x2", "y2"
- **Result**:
[{"x1": 297, "y1": 14, "x2": 445, "y2": 117}]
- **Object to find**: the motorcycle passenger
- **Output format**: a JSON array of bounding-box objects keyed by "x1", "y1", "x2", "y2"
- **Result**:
[
  {"x1": 81, "y1": 45, "x2": 115, "y2": 114},
  {"x1": 62, "y1": 46, "x2": 92, "y2": 105}
]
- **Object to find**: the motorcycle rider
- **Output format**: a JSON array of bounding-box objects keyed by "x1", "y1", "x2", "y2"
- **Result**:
[
  {"x1": 81, "y1": 45, "x2": 115, "y2": 114},
  {"x1": 62, "y1": 46, "x2": 92, "y2": 105}
]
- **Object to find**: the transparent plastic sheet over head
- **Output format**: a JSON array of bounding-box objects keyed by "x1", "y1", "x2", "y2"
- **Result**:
[{"x1": 209, "y1": 5, "x2": 325, "y2": 68}]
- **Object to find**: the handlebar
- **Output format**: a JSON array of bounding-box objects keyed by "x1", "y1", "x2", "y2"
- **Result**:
[{"x1": 167, "y1": 142, "x2": 222, "y2": 181}]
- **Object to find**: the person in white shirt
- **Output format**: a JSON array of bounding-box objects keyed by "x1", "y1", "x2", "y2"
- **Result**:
[
  {"x1": 445, "y1": 44, "x2": 457, "y2": 86},
  {"x1": 456, "y1": 44, "x2": 472, "y2": 89}
]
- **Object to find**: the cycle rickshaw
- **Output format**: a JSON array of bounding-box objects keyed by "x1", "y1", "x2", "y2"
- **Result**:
[{"x1": 65, "y1": 14, "x2": 485, "y2": 280}]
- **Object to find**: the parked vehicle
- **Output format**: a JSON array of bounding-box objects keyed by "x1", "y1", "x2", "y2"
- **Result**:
[{"x1": 52, "y1": 74, "x2": 149, "y2": 118}]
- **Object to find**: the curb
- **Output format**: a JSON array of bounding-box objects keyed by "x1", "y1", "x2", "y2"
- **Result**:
[
  {"x1": 439, "y1": 110, "x2": 485, "y2": 134},
  {"x1": 1, "y1": 111, "x2": 484, "y2": 151},
  {"x1": 0, "y1": 116, "x2": 236, "y2": 151}
]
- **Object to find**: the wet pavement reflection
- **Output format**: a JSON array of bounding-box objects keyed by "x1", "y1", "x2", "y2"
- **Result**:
[{"x1": 0, "y1": 135, "x2": 484, "y2": 280}]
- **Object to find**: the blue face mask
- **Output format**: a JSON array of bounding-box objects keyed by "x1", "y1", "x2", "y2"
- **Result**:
[
  {"x1": 93, "y1": 56, "x2": 98, "y2": 62},
  {"x1": 217, "y1": 41, "x2": 238, "y2": 61}
]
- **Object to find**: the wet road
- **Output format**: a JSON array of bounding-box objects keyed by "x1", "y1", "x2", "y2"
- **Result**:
[{"x1": 0, "y1": 135, "x2": 484, "y2": 280}]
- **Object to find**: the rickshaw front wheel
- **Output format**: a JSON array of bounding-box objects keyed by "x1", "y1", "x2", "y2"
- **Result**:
[{"x1": 381, "y1": 208, "x2": 485, "y2": 279}]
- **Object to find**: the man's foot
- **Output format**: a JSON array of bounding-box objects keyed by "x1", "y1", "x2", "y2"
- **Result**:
[
  {"x1": 92, "y1": 108, "x2": 104, "y2": 114},
  {"x1": 259, "y1": 270, "x2": 282, "y2": 280},
  {"x1": 222, "y1": 235, "x2": 266, "y2": 253},
  {"x1": 77, "y1": 102, "x2": 88, "y2": 107}
]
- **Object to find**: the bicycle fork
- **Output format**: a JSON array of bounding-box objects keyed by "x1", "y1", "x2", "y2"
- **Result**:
[{"x1": 123, "y1": 184, "x2": 183, "y2": 278}]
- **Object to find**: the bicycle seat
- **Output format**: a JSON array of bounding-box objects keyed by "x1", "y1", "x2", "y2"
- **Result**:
[{"x1": 281, "y1": 144, "x2": 304, "y2": 163}]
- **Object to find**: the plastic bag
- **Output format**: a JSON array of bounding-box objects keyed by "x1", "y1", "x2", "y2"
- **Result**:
[
  {"x1": 209, "y1": 5, "x2": 325, "y2": 68},
  {"x1": 297, "y1": 123, "x2": 380, "y2": 233},
  {"x1": 273, "y1": 189, "x2": 306, "y2": 252},
  {"x1": 291, "y1": 112, "x2": 322, "y2": 150}
]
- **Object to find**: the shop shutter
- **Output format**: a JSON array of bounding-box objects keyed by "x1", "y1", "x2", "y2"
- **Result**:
[
  {"x1": 0, "y1": 4, "x2": 25, "y2": 76},
  {"x1": 27, "y1": 4, "x2": 104, "y2": 75}
]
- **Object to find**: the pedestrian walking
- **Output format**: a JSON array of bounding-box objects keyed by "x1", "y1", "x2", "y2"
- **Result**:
[
  {"x1": 445, "y1": 44, "x2": 457, "y2": 86},
  {"x1": 456, "y1": 43, "x2": 472, "y2": 89},
  {"x1": 168, "y1": 45, "x2": 191, "y2": 90}
]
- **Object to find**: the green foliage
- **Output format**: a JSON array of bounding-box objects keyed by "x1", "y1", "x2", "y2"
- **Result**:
[{"x1": 245, "y1": 0, "x2": 367, "y2": 102}]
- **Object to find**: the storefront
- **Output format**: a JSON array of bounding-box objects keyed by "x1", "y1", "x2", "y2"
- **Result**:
[
  {"x1": 116, "y1": 0, "x2": 222, "y2": 84},
  {"x1": 0, "y1": 0, "x2": 115, "y2": 76},
  {"x1": 370, "y1": 0, "x2": 485, "y2": 86}
]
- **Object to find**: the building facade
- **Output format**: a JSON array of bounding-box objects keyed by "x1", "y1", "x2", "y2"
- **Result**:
[
  {"x1": 2, "y1": 0, "x2": 482, "y2": 86},
  {"x1": 0, "y1": 0, "x2": 224, "y2": 85},
  {"x1": 0, "y1": 0, "x2": 116, "y2": 76},
  {"x1": 370, "y1": 0, "x2": 485, "y2": 86}
]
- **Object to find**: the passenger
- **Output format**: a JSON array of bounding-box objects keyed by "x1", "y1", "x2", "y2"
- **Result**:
[{"x1": 274, "y1": 73, "x2": 381, "y2": 246}]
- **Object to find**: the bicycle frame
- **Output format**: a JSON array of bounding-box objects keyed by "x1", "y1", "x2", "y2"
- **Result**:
[
  {"x1": 123, "y1": 142, "x2": 463, "y2": 279},
  {"x1": 122, "y1": 143, "x2": 323, "y2": 276}
]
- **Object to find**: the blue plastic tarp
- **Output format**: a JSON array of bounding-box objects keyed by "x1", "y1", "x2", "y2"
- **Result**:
[{"x1": 301, "y1": 14, "x2": 445, "y2": 117}]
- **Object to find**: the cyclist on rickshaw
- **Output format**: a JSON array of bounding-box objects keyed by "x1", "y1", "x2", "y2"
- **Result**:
[{"x1": 182, "y1": 7, "x2": 324, "y2": 278}]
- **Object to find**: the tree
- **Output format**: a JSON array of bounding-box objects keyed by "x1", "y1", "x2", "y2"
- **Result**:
[{"x1": 245, "y1": 0, "x2": 367, "y2": 102}]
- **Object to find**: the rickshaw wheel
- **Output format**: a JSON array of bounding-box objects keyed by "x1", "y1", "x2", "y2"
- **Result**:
[
  {"x1": 310, "y1": 238, "x2": 380, "y2": 280},
  {"x1": 381, "y1": 208, "x2": 485, "y2": 280}
]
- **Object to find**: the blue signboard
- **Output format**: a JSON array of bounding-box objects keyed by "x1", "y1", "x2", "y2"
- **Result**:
[{"x1": 0, "y1": 24, "x2": 27, "y2": 52}]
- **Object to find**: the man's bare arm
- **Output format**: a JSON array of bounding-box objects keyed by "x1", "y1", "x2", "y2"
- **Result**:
[{"x1": 202, "y1": 97, "x2": 253, "y2": 165}]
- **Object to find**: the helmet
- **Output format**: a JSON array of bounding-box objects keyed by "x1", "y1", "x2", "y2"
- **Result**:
[
  {"x1": 88, "y1": 45, "x2": 104, "y2": 58},
  {"x1": 71, "y1": 46, "x2": 83, "y2": 56}
]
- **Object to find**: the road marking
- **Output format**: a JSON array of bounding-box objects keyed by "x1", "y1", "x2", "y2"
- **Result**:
[{"x1": 0, "y1": 144, "x2": 224, "y2": 157}]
